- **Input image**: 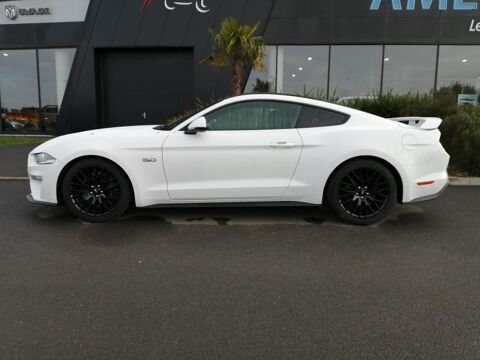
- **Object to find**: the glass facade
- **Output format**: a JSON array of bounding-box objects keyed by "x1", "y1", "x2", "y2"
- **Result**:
[
  {"x1": 383, "y1": 45, "x2": 437, "y2": 95},
  {"x1": 245, "y1": 46, "x2": 277, "y2": 94},
  {"x1": 277, "y1": 46, "x2": 329, "y2": 97},
  {"x1": 437, "y1": 46, "x2": 480, "y2": 91},
  {"x1": 246, "y1": 45, "x2": 480, "y2": 99},
  {"x1": 38, "y1": 49, "x2": 76, "y2": 132},
  {"x1": 0, "y1": 48, "x2": 75, "y2": 133},
  {"x1": 0, "y1": 50, "x2": 40, "y2": 132},
  {"x1": 330, "y1": 46, "x2": 382, "y2": 99}
]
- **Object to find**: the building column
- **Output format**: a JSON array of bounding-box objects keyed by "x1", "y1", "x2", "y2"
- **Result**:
[{"x1": 277, "y1": 46, "x2": 284, "y2": 93}]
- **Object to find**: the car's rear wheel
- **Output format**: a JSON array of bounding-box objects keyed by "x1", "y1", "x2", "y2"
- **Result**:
[
  {"x1": 326, "y1": 159, "x2": 397, "y2": 225},
  {"x1": 62, "y1": 158, "x2": 132, "y2": 222}
]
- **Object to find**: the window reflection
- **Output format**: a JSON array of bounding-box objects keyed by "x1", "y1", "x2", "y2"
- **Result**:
[
  {"x1": 330, "y1": 46, "x2": 382, "y2": 100},
  {"x1": 244, "y1": 46, "x2": 277, "y2": 94},
  {"x1": 383, "y1": 45, "x2": 437, "y2": 95},
  {"x1": 38, "y1": 48, "x2": 76, "y2": 132},
  {"x1": 437, "y1": 46, "x2": 480, "y2": 91},
  {"x1": 278, "y1": 46, "x2": 329, "y2": 98},
  {"x1": 0, "y1": 48, "x2": 75, "y2": 133},
  {"x1": 0, "y1": 50, "x2": 40, "y2": 132}
]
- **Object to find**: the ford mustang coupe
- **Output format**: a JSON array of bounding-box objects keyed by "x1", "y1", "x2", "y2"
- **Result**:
[{"x1": 27, "y1": 94, "x2": 449, "y2": 225}]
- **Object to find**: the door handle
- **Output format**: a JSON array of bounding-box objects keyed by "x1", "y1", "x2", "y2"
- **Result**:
[{"x1": 269, "y1": 142, "x2": 296, "y2": 148}]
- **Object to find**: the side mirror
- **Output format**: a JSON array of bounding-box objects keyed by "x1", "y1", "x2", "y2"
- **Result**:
[{"x1": 185, "y1": 116, "x2": 208, "y2": 135}]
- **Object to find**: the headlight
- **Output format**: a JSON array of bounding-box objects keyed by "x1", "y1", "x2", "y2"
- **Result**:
[{"x1": 33, "y1": 152, "x2": 56, "y2": 165}]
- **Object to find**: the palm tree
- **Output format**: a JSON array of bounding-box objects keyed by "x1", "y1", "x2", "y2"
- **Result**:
[{"x1": 201, "y1": 17, "x2": 267, "y2": 96}]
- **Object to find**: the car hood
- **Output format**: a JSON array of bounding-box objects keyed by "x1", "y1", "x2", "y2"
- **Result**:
[{"x1": 30, "y1": 125, "x2": 168, "y2": 157}]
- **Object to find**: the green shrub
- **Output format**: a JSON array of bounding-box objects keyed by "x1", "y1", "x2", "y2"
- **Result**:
[
  {"x1": 441, "y1": 107, "x2": 480, "y2": 176},
  {"x1": 342, "y1": 92, "x2": 458, "y2": 120}
]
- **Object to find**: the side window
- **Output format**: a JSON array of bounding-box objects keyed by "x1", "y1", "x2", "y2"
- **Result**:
[
  {"x1": 205, "y1": 101, "x2": 302, "y2": 131},
  {"x1": 297, "y1": 106, "x2": 350, "y2": 128}
]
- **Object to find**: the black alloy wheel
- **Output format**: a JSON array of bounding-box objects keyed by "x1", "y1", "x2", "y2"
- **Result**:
[
  {"x1": 327, "y1": 159, "x2": 397, "y2": 225},
  {"x1": 62, "y1": 158, "x2": 132, "y2": 222}
]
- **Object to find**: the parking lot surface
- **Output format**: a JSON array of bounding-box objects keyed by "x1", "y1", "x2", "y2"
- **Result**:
[{"x1": 1, "y1": 181, "x2": 479, "y2": 359}]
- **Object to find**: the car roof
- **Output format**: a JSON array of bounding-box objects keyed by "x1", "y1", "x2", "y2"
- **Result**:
[{"x1": 217, "y1": 93, "x2": 358, "y2": 115}]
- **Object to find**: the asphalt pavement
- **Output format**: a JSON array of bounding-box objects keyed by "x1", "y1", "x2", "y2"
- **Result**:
[
  {"x1": 0, "y1": 180, "x2": 479, "y2": 359},
  {"x1": 0, "y1": 144, "x2": 37, "y2": 177}
]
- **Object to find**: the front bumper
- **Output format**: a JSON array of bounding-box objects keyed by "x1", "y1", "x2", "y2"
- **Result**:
[
  {"x1": 26, "y1": 193, "x2": 56, "y2": 206},
  {"x1": 27, "y1": 153, "x2": 62, "y2": 205}
]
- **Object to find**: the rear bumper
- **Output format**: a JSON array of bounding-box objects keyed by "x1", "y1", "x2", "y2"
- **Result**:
[
  {"x1": 405, "y1": 181, "x2": 448, "y2": 204},
  {"x1": 401, "y1": 148, "x2": 450, "y2": 203}
]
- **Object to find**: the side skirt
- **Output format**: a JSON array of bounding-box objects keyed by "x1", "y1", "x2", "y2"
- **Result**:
[{"x1": 143, "y1": 201, "x2": 320, "y2": 209}]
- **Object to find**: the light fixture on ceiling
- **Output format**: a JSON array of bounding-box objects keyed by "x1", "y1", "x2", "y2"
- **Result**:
[
  {"x1": 2, "y1": 53, "x2": 8, "y2": 57},
  {"x1": 292, "y1": 74, "x2": 296, "y2": 78},
  {"x1": 298, "y1": 67, "x2": 303, "y2": 71},
  {"x1": 384, "y1": 58, "x2": 390, "y2": 62},
  {"x1": 462, "y1": 59, "x2": 468, "y2": 63},
  {"x1": 307, "y1": 57, "x2": 313, "y2": 61}
]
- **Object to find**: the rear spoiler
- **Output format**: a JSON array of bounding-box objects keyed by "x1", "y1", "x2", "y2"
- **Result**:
[{"x1": 389, "y1": 117, "x2": 442, "y2": 130}]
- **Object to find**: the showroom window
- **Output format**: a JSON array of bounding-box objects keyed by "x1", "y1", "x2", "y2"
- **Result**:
[
  {"x1": 205, "y1": 101, "x2": 302, "y2": 130},
  {"x1": 277, "y1": 46, "x2": 329, "y2": 97},
  {"x1": 437, "y1": 46, "x2": 480, "y2": 91},
  {"x1": 0, "y1": 50, "x2": 40, "y2": 132},
  {"x1": 244, "y1": 46, "x2": 277, "y2": 94},
  {"x1": 383, "y1": 45, "x2": 437, "y2": 95},
  {"x1": 38, "y1": 49, "x2": 76, "y2": 132},
  {"x1": 329, "y1": 46, "x2": 382, "y2": 100},
  {"x1": 0, "y1": 48, "x2": 76, "y2": 133},
  {"x1": 245, "y1": 45, "x2": 479, "y2": 101}
]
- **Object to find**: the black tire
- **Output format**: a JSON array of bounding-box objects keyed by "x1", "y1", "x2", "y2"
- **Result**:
[
  {"x1": 62, "y1": 158, "x2": 132, "y2": 222},
  {"x1": 326, "y1": 159, "x2": 397, "y2": 225}
]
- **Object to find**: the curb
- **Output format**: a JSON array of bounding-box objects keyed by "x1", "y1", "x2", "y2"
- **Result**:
[
  {"x1": 0, "y1": 177, "x2": 29, "y2": 181},
  {"x1": 0, "y1": 134, "x2": 53, "y2": 138},
  {"x1": 449, "y1": 177, "x2": 480, "y2": 187}
]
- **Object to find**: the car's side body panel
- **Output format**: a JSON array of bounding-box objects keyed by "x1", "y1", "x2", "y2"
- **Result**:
[
  {"x1": 286, "y1": 127, "x2": 406, "y2": 204},
  {"x1": 162, "y1": 129, "x2": 303, "y2": 201},
  {"x1": 29, "y1": 126, "x2": 171, "y2": 207}
]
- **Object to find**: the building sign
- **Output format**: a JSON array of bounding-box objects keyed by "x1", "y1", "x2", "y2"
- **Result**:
[
  {"x1": 369, "y1": 0, "x2": 480, "y2": 33},
  {"x1": 140, "y1": 0, "x2": 210, "y2": 13},
  {"x1": 0, "y1": 0, "x2": 90, "y2": 25},
  {"x1": 4, "y1": 5, "x2": 52, "y2": 21},
  {"x1": 370, "y1": 0, "x2": 479, "y2": 10},
  {"x1": 458, "y1": 94, "x2": 479, "y2": 106},
  {"x1": 4, "y1": 6, "x2": 17, "y2": 20}
]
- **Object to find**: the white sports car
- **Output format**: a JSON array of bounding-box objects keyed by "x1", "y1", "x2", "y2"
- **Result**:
[{"x1": 27, "y1": 94, "x2": 450, "y2": 225}]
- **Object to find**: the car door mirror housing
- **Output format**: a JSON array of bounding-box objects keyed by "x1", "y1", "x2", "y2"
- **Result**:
[{"x1": 185, "y1": 117, "x2": 208, "y2": 135}]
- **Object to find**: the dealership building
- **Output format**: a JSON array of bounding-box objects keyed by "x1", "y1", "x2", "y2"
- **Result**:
[{"x1": 1, "y1": 0, "x2": 480, "y2": 134}]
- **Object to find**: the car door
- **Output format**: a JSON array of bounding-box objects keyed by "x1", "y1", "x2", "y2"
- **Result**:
[{"x1": 162, "y1": 100, "x2": 303, "y2": 201}]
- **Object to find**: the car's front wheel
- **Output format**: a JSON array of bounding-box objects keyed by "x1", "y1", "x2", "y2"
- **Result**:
[
  {"x1": 62, "y1": 158, "x2": 132, "y2": 222},
  {"x1": 326, "y1": 159, "x2": 397, "y2": 225}
]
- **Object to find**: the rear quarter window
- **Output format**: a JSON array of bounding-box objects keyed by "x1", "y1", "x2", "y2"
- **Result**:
[{"x1": 297, "y1": 105, "x2": 350, "y2": 128}]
